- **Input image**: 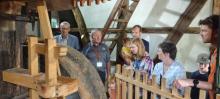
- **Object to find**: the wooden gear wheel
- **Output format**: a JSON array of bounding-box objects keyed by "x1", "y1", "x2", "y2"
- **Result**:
[{"x1": 59, "y1": 47, "x2": 107, "y2": 99}]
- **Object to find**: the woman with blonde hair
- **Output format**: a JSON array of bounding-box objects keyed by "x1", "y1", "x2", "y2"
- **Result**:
[{"x1": 129, "y1": 38, "x2": 154, "y2": 78}]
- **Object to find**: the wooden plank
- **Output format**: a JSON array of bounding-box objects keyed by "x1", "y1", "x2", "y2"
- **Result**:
[
  {"x1": 68, "y1": 27, "x2": 200, "y2": 33},
  {"x1": 142, "y1": 74, "x2": 148, "y2": 99},
  {"x1": 28, "y1": 37, "x2": 39, "y2": 75},
  {"x1": 29, "y1": 90, "x2": 39, "y2": 99},
  {"x1": 115, "y1": 73, "x2": 178, "y2": 99},
  {"x1": 45, "y1": 39, "x2": 57, "y2": 86},
  {"x1": 116, "y1": 64, "x2": 122, "y2": 99},
  {"x1": 79, "y1": 0, "x2": 85, "y2": 6},
  {"x1": 72, "y1": 7, "x2": 90, "y2": 46},
  {"x1": 184, "y1": 87, "x2": 191, "y2": 99},
  {"x1": 171, "y1": 87, "x2": 183, "y2": 99},
  {"x1": 28, "y1": 37, "x2": 40, "y2": 99},
  {"x1": 58, "y1": 96, "x2": 66, "y2": 99},
  {"x1": 95, "y1": 0, "x2": 101, "y2": 4},
  {"x1": 217, "y1": 94, "x2": 220, "y2": 99},
  {"x1": 54, "y1": 46, "x2": 68, "y2": 57},
  {"x1": 2, "y1": 68, "x2": 36, "y2": 89},
  {"x1": 54, "y1": 77, "x2": 79, "y2": 97},
  {"x1": 135, "y1": 71, "x2": 141, "y2": 99},
  {"x1": 121, "y1": 68, "x2": 127, "y2": 99},
  {"x1": 71, "y1": 0, "x2": 77, "y2": 8},
  {"x1": 37, "y1": 0, "x2": 53, "y2": 39},
  {"x1": 87, "y1": 0, "x2": 92, "y2": 6},
  {"x1": 166, "y1": 0, "x2": 207, "y2": 44},
  {"x1": 151, "y1": 75, "x2": 158, "y2": 99},
  {"x1": 101, "y1": 0, "x2": 106, "y2": 3},
  {"x1": 199, "y1": 89, "x2": 206, "y2": 99},
  {"x1": 113, "y1": 19, "x2": 129, "y2": 23},
  {"x1": 213, "y1": 0, "x2": 220, "y2": 15},
  {"x1": 128, "y1": 69, "x2": 134, "y2": 99},
  {"x1": 160, "y1": 78, "x2": 170, "y2": 99},
  {"x1": 35, "y1": 43, "x2": 45, "y2": 55}
]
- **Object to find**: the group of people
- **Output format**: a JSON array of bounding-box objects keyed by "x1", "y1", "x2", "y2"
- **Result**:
[
  {"x1": 54, "y1": 21, "x2": 111, "y2": 83},
  {"x1": 54, "y1": 14, "x2": 219, "y2": 99}
]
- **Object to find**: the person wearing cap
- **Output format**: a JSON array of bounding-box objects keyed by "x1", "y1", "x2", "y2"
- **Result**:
[{"x1": 190, "y1": 53, "x2": 210, "y2": 99}]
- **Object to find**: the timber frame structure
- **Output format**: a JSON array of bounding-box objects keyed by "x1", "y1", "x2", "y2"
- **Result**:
[
  {"x1": 2, "y1": 1, "x2": 80, "y2": 99},
  {"x1": 0, "y1": 0, "x2": 220, "y2": 98}
]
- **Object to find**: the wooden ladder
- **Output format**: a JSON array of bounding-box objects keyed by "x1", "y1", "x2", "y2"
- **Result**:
[
  {"x1": 2, "y1": 1, "x2": 79, "y2": 99},
  {"x1": 102, "y1": 0, "x2": 140, "y2": 53}
]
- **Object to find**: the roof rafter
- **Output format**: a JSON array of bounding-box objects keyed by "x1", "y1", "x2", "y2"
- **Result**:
[
  {"x1": 72, "y1": 6, "x2": 90, "y2": 46},
  {"x1": 166, "y1": 0, "x2": 207, "y2": 44}
]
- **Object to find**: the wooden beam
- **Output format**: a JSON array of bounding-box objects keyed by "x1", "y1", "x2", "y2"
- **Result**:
[
  {"x1": 68, "y1": 27, "x2": 200, "y2": 33},
  {"x1": 213, "y1": 0, "x2": 220, "y2": 15},
  {"x1": 72, "y1": 6, "x2": 90, "y2": 46},
  {"x1": 102, "y1": 0, "x2": 125, "y2": 40},
  {"x1": 87, "y1": 0, "x2": 92, "y2": 6},
  {"x1": 28, "y1": 37, "x2": 39, "y2": 75},
  {"x1": 28, "y1": 37, "x2": 40, "y2": 99},
  {"x1": 37, "y1": 0, "x2": 53, "y2": 39},
  {"x1": 3, "y1": 67, "x2": 79, "y2": 98},
  {"x1": 45, "y1": 39, "x2": 57, "y2": 86},
  {"x1": 35, "y1": 43, "x2": 45, "y2": 55},
  {"x1": 3, "y1": 68, "x2": 37, "y2": 89},
  {"x1": 166, "y1": 0, "x2": 207, "y2": 44}
]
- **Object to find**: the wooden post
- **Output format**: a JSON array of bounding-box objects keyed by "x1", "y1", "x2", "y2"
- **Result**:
[
  {"x1": 217, "y1": 94, "x2": 220, "y2": 99},
  {"x1": 121, "y1": 67, "x2": 127, "y2": 99},
  {"x1": 37, "y1": 0, "x2": 53, "y2": 39},
  {"x1": 142, "y1": 74, "x2": 148, "y2": 99},
  {"x1": 151, "y1": 75, "x2": 158, "y2": 99},
  {"x1": 184, "y1": 87, "x2": 191, "y2": 99},
  {"x1": 80, "y1": 0, "x2": 85, "y2": 6},
  {"x1": 45, "y1": 39, "x2": 57, "y2": 86},
  {"x1": 213, "y1": 0, "x2": 220, "y2": 15},
  {"x1": 127, "y1": 69, "x2": 134, "y2": 99},
  {"x1": 199, "y1": 89, "x2": 206, "y2": 99},
  {"x1": 135, "y1": 71, "x2": 141, "y2": 99},
  {"x1": 72, "y1": 6, "x2": 90, "y2": 46},
  {"x1": 161, "y1": 78, "x2": 168, "y2": 99},
  {"x1": 28, "y1": 37, "x2": 40, "y2": 99},
  {"x1": 87, "y1": 0, "x2": 92, "y2": 6},
  {"x1": 116, "y1": 64, "x2": 121, "y2": 99}
]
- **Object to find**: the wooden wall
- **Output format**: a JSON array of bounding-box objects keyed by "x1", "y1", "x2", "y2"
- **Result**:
[{"x1": 0, "y1": 1, "x2": 27, "y2": 98}]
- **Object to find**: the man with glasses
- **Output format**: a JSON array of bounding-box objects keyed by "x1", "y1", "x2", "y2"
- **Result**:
[{"x1": 54, "y1": 21, "x2": 80, "y2": 50}]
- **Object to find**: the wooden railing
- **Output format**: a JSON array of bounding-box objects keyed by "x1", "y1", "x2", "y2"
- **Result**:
[{"x1": 114, "y1": 64, "x2": 207, "y2": 99}]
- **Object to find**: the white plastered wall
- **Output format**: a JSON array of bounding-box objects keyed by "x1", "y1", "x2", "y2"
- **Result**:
[{"x1": 79, "y1": 0, "x2": 213, "y2": 72}]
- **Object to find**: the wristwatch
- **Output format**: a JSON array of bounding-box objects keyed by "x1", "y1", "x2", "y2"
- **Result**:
[{"x1": 193, "y1": 79, "x2": 199, "y2": 87}]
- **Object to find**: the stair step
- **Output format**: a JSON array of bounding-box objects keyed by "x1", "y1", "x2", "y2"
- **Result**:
[
  {"x1": 132, "y1": 0, "x2": 140, "y2": 2},
  {"x1": 113, "y1": 19, "x2": 128, "y2": 23}
]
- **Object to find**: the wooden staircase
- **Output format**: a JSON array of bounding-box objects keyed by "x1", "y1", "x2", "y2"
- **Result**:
[{"x1": 102, "y1": 0, "x2": 140, "y2": 53}]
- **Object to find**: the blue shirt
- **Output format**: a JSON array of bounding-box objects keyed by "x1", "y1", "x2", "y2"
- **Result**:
[
  {"x1": 82, "y1": 42, "x2": 110, "y2": 72},
  {"x1": 54, "y1": 34, "x2": 80, "y2": 50},
  {"x1": 152, "y1": 61, "x2": 186, "y2": 90}
]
